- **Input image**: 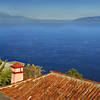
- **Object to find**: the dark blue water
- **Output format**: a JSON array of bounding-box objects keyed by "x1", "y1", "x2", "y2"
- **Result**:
[{"x1": 0, "y1": 22, "x2": 100, "y2": 82}]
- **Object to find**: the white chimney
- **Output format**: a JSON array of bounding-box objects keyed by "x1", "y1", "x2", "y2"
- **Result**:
[{"x1": 11, "y1": 62, "x2": 24, "y2": 84}]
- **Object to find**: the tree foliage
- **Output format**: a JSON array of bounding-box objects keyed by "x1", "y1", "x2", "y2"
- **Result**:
[
  {"x1": 66, "y1": 68, "x2": 83, "y2": 78},
  {"x1": 0, "y1": 59, "x2": 8, "y2": 72},
  {"x1": 0, "y1": 69, "x2": 12, "y2": 86},
  {"x1": 0, "y1": 58, "x2": 12, "y2": 86},
  {"x1": 24, "y1": 64, "x2": 43, "y2": 79},
  {"x1": 0, "y1": 58, "x2": 2, "y2": 65}
]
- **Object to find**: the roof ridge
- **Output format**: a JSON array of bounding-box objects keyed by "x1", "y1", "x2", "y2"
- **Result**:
[
  {"x1": 0, "y1": 73, "x2": 52, "y2": 89},
  {"x1": 50, "y1": 70, "x2": 100, "y2": 87},
  {"x1": 0, "y1": 78, "x2": 32, "y2": 89},
  {"x1": 0, "y1": 70, "x2": 100, "y2": 90},
  {"x1": 0, "y1": 71, "x2": 100, "y2": 100}
]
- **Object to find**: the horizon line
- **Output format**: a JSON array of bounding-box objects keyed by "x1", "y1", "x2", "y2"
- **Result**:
[{"x1": 0, "y1": 12, "x2": 100, "y2": 21}]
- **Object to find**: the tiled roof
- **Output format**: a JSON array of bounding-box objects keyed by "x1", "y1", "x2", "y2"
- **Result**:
[
  {"x1": 11, "y1": 62, "x2": 24, "y2": 69},
  {"x1": 0, "y1": 71, "x2": 100, "y2": 100}
]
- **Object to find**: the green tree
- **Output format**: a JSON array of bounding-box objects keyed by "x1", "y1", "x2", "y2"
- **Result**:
[
  {"x1": 24, "y1": 64, "x2": 43, "y2": 79},
  {"x1": 0, "y1": 58, "x2": 2, "y2": 65},
  {"x1": 0, "y1": 59, "x2": 12, "y2": 86},
  {"x1": 0, "y1": 59, "x2": 8, "y2": 72},
  {"x1": 0, "y1": 69, "x2": 12, "y2": 86},
  {"x1": 25, "y1": 64, "x2": 30, "y2": 68},
  {"x1": 66, "y1": 68, "x2": 83, "y2": 78}
]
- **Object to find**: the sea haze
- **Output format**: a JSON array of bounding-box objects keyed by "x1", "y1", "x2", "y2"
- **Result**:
[{"x1": 0, "y1": 22, "x2": 100, "y2": 82}]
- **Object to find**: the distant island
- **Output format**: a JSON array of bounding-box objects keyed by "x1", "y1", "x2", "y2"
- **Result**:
[
  {"x1": 0, "y1": 12, "x2": 33, "y2": 23},
  {"x1": 0, "y1": 12, "x2": 70, "y2": 23},
  {"x1": 0, "y1": 12, "x2": 71, "y2": 24},
  {"x1": 0, "y1": 12, "x2": 100, "y2": 23},
  {"x1": 74, "y1": 16, "x2": 100, "y2": 23}
]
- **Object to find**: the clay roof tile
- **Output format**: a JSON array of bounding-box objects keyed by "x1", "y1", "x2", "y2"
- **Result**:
[
  {"x1": 0, "y1": 70, "x2": 100, "y2": 100},
  {"x1": 11, "y1": 62, "x2": 24, "y2": 69}
]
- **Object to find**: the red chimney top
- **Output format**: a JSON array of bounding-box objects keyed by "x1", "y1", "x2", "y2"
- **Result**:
[{"x1": 11, "y1": 62, "x2": 24, "y2": 69}]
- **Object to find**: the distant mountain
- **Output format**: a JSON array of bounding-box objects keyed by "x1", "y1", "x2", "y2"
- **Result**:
[
  {"x1": 0, "y1": 12, "x2": 33, "y2": 23},
  {"x1": 74, "y1": 16, "x2": 100, "y2": 23},
  {"x1": 1, "y1": 12, "x2": 100, "y2": 23},
  {"x1": 0, "y1": 12, "x2": 72, "y2": 24}
]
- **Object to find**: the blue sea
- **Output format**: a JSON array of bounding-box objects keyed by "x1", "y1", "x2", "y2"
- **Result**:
[{"x1": 0, "y1": 22, "x2": 100, "y2": 82}]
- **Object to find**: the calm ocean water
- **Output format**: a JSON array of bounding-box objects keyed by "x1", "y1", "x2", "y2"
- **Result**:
[{"x1": 0, "y1": 22, "x2": 100, "y2": 81}]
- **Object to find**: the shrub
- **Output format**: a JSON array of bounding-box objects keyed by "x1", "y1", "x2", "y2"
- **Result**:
[
  {"x1": 0, "y1": 58, "x2": 2, "y2": 65},
  {"x1": 0, "y1": 69, "x2": 12, "y2": 86},
  {"x1": 66, "y1": 68, "x2": 83, "y2": 78},
  {"x1": 24, "y1": 64, "x2": 43, "y2": 79},
  {"x1": 0, "y1": 59, "x2": 8, "y2": 72}
]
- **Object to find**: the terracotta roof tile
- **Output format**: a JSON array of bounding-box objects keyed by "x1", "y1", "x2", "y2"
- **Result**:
[
  {"x1": 11, "y1": 62, "x2": 24, "y2": 69},
  {"x1": 0, "y1": 71, "x2": 100, "y2": 100}
]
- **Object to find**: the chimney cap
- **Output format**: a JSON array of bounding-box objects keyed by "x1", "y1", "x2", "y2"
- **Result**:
[{"x1": 11, "y1": 62, "x2": 24, "y2": 69}]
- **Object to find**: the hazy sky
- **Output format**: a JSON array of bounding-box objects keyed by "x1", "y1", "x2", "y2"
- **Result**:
[{"x1": 0, "y1": 0, "x2": 100, "y2": 20}]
